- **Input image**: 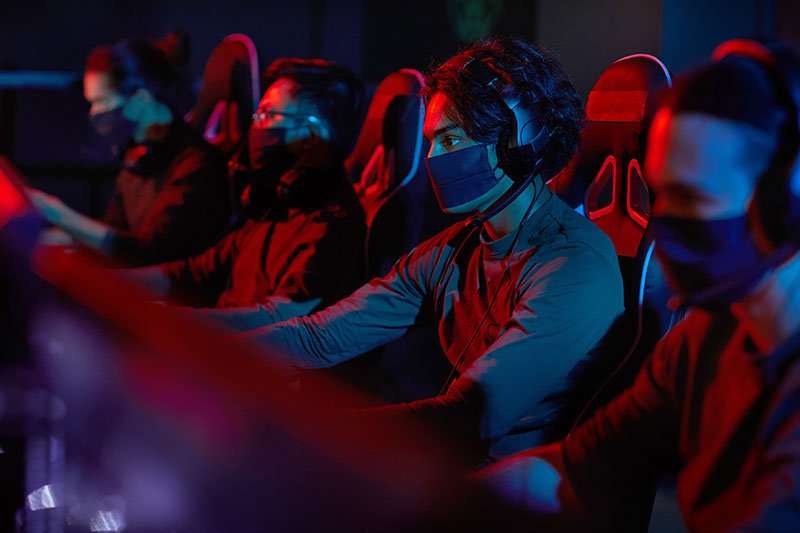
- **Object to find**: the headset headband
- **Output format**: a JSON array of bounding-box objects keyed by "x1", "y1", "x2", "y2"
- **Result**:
[
  {"x1": 444, "y1": 53, "x2": 554, "y2": 175},
  {"x1": 712, "y1": 40, "x2": 800, "y2": 243},
  {"x1": 675, "y1": 40, "x2": 800, "y2": 309}
]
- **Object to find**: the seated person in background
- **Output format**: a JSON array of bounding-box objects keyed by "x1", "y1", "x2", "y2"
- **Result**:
[
  {"x1": 131, "y1": 58, "x2": 367, "y2": 328},
  {"x1": 240, "y1": 37, "x2": 624, "y2": 464},
  {"x1": 29, "y1": 38, "x2": 229, "y2": 266},
  {"x1": 477, "y1": 44, "x2": 800, "y2": 531}
]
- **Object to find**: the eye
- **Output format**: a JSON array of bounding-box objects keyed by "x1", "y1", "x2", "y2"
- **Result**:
[{"x1": 441, "y1": 135, "x2": 461, "y2": 149}]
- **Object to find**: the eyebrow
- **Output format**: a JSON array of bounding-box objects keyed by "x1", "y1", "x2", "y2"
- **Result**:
[{"x1": 425, "y1": 124, "x2": 460, "y2": 141}]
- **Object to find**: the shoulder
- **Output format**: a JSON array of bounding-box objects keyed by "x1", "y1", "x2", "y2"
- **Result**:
[
  {"x1": 539, "y1": 194, "x2": 619, "y2": 265},
  {"x1": 168, "y1": 129, "x2": 226, "y2": 178},
  {"x1": 655, "y1": 307, "x2": 730, "y2": 355},
  {"x1": 404, "y1": 218, "x2": 473, "y2": 260},
  {"x1": 644, "y1": 308, "x2": 729, "y2": 386},
  {"x1": 518, "y1": 194, "x2": 622, "y2": 296}
]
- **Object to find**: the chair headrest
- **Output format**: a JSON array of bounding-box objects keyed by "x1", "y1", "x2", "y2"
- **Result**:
[
  {"x1": 549, "y1": 54, "x2": 671, "y2": 257},
  {"x1": 188, "y1": 34, "x2": 260, "y2": 156},
  {"x1": 346, "y1": 69, "x2": 426, "y2": 212}
]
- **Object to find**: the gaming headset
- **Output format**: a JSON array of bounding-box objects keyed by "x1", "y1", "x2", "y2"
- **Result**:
[
  {"x1": 434, "y1": 52, "x2": 557, "y2": 395},
  {"x1": 712, "y1": 40, "x2": 800, "y2": 247},
  {"x1": 679, "y1": 39, "x2": 800, "y2": 307},
  {"x1": 440, "y1": 53, "x2": 557, "y2": 225}
]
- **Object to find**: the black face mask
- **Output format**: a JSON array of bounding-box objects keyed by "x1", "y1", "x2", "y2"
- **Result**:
[
  {"x1": 652, "y1": 215, "x2": 769, "y2": 307},
  {"x1": 243, "y1": 127, "x2": 298, "y2": 217},
  {"x1": 248, "y1": 127, "x2": 295, "y2": 171},
  {"x1": 425, "y1": 144, "x2": 501, "y2": 211},
  {"x1": 89, "y1": 105, "x2": 137, "y2": 156}
]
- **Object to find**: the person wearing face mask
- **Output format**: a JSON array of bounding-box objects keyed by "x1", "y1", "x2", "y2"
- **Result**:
[
  {"x1": 28, "y1": 38, "x2": 229, "y2": 266},
  {"x1": 237, "y1": 37, "x2": 624, "y2": 464},
  {"x1": 475, "y1": 41, "x2": 800, "y2": 532},
  {"x1": 129, "y1": 58, "x2": 367, "y2": 327}
]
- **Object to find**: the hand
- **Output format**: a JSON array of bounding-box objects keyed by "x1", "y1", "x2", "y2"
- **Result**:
[
  {"x1": 37, "y1": 227, "x2": 75, "y2": 247},
  {"x1": 27, "y1": 188, "x2": 70, "y2": 225},
  {"x1": 27, "y1": 189, "x2": 111, "y2": 252}
]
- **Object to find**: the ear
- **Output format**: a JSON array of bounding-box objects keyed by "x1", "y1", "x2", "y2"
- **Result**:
[
  {"x1": 307, "y1": 120, "x2": 331, "y2": 143},
  {"x1": 486, "y1": 142, "x2": 506, "y2": 180}
]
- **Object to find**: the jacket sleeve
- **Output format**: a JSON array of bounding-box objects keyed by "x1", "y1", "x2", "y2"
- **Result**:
[
  {"x1": 105, "y1": 146, "x2": 229, "y2": 265},
  {"x1": 102, "y1": 183, "x2": 129, "y2": 231},
  {"x1": 193, "y1": 208, "x2": 366, "y2": 329},
  {"x1": 158, "y1": 223, "x2": 249, "y2": 307},
  {"x1": 359, "y1": 245, "x2": 625, "y2": 453},
  {"x1": 559, "y1": 324, "x2": 685, "y2": 515},
  {"x1": 239, "y1": 230, "x2": 454, "y2": 372}
]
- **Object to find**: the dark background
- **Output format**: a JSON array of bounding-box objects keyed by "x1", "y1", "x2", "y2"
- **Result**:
[
  {"x1": 1, "y1": 2, "x2": 799, "y2": 529},
  {"x1": 2, "y1": 0, "x2": 797, "y2": 93},
  {"x1": 1, "y1": 0, "x2": 799, "y2": 214}
]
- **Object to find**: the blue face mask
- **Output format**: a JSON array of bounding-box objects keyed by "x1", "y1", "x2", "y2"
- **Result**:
[
  {"x1": 89, "y1": 105, "x2": 137, "y2": 156},
  {"x1": 651, "y1": 215, "x2": 769, "y2": 307},
  {"x1": 425, "y1": 144, "x2": 501, "y2": 210}
]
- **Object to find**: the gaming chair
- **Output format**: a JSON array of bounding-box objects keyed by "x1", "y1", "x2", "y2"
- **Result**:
[
  {"x1": 346, "y1": 68, "x2": 446, "y2": 278},
  {"x1": 187, "y1": 34, "x2": 260, "y2": 159},
  {"x1": 548, "y1": 54, "x2": 679, "y2": 421},
  {"x1": 545, "y1": 53, "x2": 678, "y2": 532}
]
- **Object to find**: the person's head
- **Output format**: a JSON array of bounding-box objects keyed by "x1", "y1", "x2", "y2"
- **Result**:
[
  {"x1": 84, "y1": 38, "x2": 179, "y2": 150},
  {"x1": 422, "y1": 36, "x2": 584, "y2": 214},
  {"x1": 645, "y1": 44, "x2": 799, "y2": 307},
  {"x1": 248, "y1": 58, "x2": 365, "y2": 171}
]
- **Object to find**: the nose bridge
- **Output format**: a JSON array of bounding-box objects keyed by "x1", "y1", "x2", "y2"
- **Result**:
[{"x1": 427, "y1": 139, "x2": 448, "y2": 158}]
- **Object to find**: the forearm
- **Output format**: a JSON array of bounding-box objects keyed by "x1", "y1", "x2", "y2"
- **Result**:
[
  {"x1": 55, "y1": 206, "x2": 114, "y2": 252},
  {"x1": 357, "y1": 381, "x2": 488, "y2": 464},
  {"x1": 241, "y1": 276, "x2": 426, "y2": 371},
  {"x1": 29, "y1": 188, "x2": 115, "y2": 252},
  {"x1": 197, "y1": 296, "x2": 322, "y2": 332},
  {"x1": 125, "y1": 265, "x2": 173, "y2": 297},
  {"x1": 473, "y1": 442, "x2": 593, "y2": 528}
]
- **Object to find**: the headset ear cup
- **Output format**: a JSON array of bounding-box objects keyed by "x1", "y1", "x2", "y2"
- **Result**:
[
  {"x1": 752, "y1": 162, "x2": 792, "y2": 250},
  {"x1": 495, "y1": 124, "x2": 514, "y2": 177},
  {"x1": 497, "y1": 123, "x2": 535, "y2": 181}
]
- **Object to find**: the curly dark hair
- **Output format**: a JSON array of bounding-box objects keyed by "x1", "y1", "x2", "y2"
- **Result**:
[
  {"x1": 423, "y1": 36, "x2": 584, "y2": 178},
  {"x1": 85, "y1": 38, "x2": 180, "y2": 111},
  {"x1": 262, "y1": 58, "x2": 367, "y2": 156}
]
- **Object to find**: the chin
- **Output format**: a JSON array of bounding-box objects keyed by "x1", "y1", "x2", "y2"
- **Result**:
[{"x1": 442, "y1": 178, "x2": 515, "y2": 216}]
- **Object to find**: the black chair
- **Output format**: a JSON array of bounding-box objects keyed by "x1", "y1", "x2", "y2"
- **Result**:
[
  {"x1": 328, "y1": 69, "x2": 451, "y2": 401},
  {"x1": 186, "y1": 34, "x2": 260, "y2": 159},
  {"x1": 547, "y1": 53, "x2": 680, "y2": 532},
  {"x1": 346, "y1": 68, "x2": 447, "y2": 278},
  {"x1": 547, "y1": 53, "x2": 678, "y2": 421}
]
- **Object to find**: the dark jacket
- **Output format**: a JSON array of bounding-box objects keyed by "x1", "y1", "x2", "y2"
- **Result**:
[{"x1": 103, "y1": 121, "x2": 229, "y2": 266}]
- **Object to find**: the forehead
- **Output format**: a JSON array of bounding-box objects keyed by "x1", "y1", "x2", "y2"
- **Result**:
[
  {"x1": 423, "y1": 92, "x2": 461, "y2": 138},
  {"x1": 83, "y1": 71, "x2": 117, "y2": 100},
  {"x1": 259, "y1": 77, "x2": 301, "y2": 112},
  {"x1": 646, "y1": 110, "x2": 762, "y2": 216}
]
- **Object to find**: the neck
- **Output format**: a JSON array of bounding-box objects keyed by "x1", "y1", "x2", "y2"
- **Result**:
[
  {"x1": 734, "y1": 251, "x2": 800, "y2": 350},
  {"x1": 141, "y1": 121, "x2": 173, "y2": 143},
  {"x1": 483, "y1": 179, "x2": 545, "y2": 241},
  {"x1": 135, "y1": 102, "x2": 174, "y2": 143}
]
